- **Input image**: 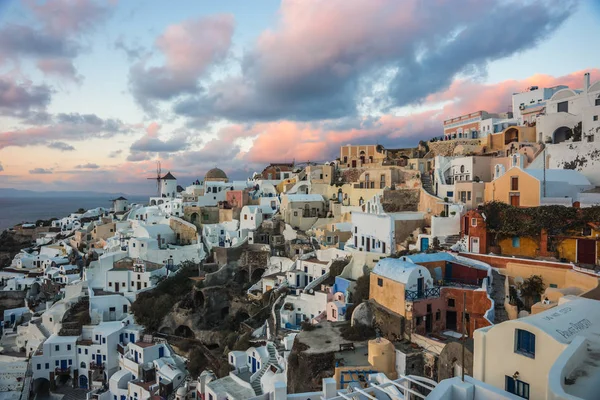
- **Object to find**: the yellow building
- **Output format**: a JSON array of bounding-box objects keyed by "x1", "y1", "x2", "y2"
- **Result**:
[
  {"x1": 333, "y1": 337, "x2": 398, "y2": 389},
  {"x1": 339, "y1": 144, "x2": 386, "y2": 168},
  {"x1": 474, "y1": 296, "x2": 600, "y2": 400},
  {"x1": 484, "y1": 166, "x2": 592, "y2": 207},
  {"x1": 555, "y1": 223, "x2": 600, "y2": 266},
  {"x1": 484, "y1": 126, "x2": 536, "y2": 153}
]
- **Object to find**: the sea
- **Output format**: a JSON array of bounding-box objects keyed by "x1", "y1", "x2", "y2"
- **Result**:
[{"x1": 0, "y1": 195, "x2": 149, "y2": 230}]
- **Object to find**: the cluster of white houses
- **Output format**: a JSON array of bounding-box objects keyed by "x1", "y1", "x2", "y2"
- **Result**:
[{"x1": 2, "y1": 70, "x2": 600, "y2": 400}]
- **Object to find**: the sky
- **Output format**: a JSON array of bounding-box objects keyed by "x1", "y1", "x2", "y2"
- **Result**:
[{"x1": 0, "y1": 0, "x2": 599, "y2": 195}]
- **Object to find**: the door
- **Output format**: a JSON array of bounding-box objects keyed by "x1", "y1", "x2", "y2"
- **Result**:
[
  {"x1": 417, "y1": 277, "x2": 424, "y2": 298},
  {"x1": 296, "y1": 275, "x2": 300, "y2": 287},
  {"x1": 445, "y1": 263, "x2": 453, "y2": 280},
  {"x1": 129, "y1": 333, "x2": 135, "y2": 343},
  {"x1": 471, "y1": 237, "x2": 480, "y2": 253},
  {"x1": 137, "y1": 282, "x2": 141, "y2": 290},
  {"x1": 115, "y1": 282, "x2": 119, "y2": 292},
  {"x1": 134, "y1": 351, "x2": 138, "y2": 363},
  {"x1": 296, "y1": 313, "x2": 303, "y2": 326},
  {"x1": 510, "y1": 194, "x2": 520, "y2": 207},
  {"x1": 446, "y1": 311, "x2": 457, "y2": 331},
  {"x1": 158, "y1": 347, "x2": 164, "y2": 358},
  {"x1": 61, "y1": 360, "x2": 67, "y2": 370},
  {"x1": 577, "y1": 239, "x2": 596, "y2": 265},
  {"x1": 366, "y1": 238, "x2": 371, "y2": 252},
  {"x1": 79, "y1": 375, "x2": 88, "y2": 389},
  {"x1": 251, "y1": 357, "x2": 257, "y2": 373},
  {"x1": 96, "y1": 354, "x2": 102, "y2": 365},
  {"x1": 421, "y1": 237, "x2": 429, "y2": 251}
]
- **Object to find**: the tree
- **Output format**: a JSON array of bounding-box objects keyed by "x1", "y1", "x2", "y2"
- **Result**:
[
  {"x1": 572, "y1": 122, "x2": 582, "y2": 142},
  {"x1": 518, "y1": 275, "x2": 545, "y2": 310}
]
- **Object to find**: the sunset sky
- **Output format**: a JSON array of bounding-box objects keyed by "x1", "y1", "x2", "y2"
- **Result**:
[{"x1": 1, "y1": 0, "x2": 599, "y2": 195}]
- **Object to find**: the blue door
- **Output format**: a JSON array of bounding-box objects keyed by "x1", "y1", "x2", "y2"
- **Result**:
[
  {"x1": 61, "y1": 360, "x2": 67, "y2": 370},
  {"x1": 417, "y1": 277, "x2": 424, "y2": 298},
  {"x1": 79, "y1": 375, "x2": 88, "y2": 389},
  {"x1": 158, "y1": 347, "x2": 164, "y2": 358},
  {"x1": 129, "y1": 333, "x2": 135, "y2": 343},
  {"x1": 445, "y1": 263, "x2": 453, "y2": 280},
  {"x1": 421, "y1": 237, "x2": 429, "y2": 251},
  {"x1": 251, "y1": 357, "x2": 257, "y2": 373},
  {"x1": 134, "y1": 351, "x2": 138, "y2": 363},
  {"x1": 296, "y1": 313, "x2": 303, "y2": 326},
  {"x1": 10, "y1": 314, "x2": 15, "y2": 324}
]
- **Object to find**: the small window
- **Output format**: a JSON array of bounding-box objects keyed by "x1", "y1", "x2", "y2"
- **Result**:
[
  {"x1": 377, "y1": 278, "x2": 383, "y2": 287},
  {"x1": 512, "y1": 236, "x2": 520, "y2": 248},
  {"x1": 467, "y1": 191, "x2": 471, "y2": 201},
  {"x1": 78, "y1": 348, "x2": 81, "y2": 354},
  {"x1": 436, "y1": 310, "x2": 441, "y2": 320},
  {"x1": 67, "y1": 344, "x2": 71, "y2": 351},
  {"x1": 427, "y1": 304, "x2": 432, "y2": 313},
  {"x1": 471, "y1": 218, "x2": 477, "y2": 227},
  {"x1": 448, "y1": 298, "x2": 455, "y2": 307},
  {"x1": 511, "y1": 176, "x2": 519, "y2": 191},
  {"x1": 55, "y1": 345, "x2": 59, "y2": 351},
  {"x1": 45, "y1": 363, "x2": 49, "y2": 369},
  {"x1": 515, "y1": 329, "x2": 535, "y2": 358},
  {"x1": 549, "y1": 283, "x2": 558, "y2": 288},
  {"x1": 37, "y1": 364, "x2": 41, "y2": 370},
  {"x1": 594, "y1": 115, "x2": 598, "y2": 121}
]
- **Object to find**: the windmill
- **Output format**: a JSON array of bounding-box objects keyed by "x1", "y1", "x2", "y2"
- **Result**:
[{"x1": 147, "y1": 161, "x2": 162, "y2": 196}]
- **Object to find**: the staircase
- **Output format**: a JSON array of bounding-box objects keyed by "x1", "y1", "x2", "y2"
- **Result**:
[
  {"x1": 250, "y1": 343, "x2": 280, "y2": 396},
  {"x1": 420, "y1": 175, "x2": 435, "y2": 196},
  {"x1": 442, "y1": 234, "x2": 461, "y2": 249}
]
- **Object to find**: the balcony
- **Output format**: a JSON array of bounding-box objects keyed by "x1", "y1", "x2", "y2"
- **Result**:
[
  {"x1": 55, "y1": 366, "x2": 71, "y2": 375},
  {"x1": 405, "y1": 287, "x2": 441, "y2": 301},
  {"x1": 89, "y1": 362, "x2": 105, "y2": 371}
]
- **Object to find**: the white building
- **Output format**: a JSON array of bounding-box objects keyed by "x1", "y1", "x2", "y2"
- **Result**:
[
  {"x1": 512, "y1": 84, "x2": 568, "y2": 125},
  {"x1": 240, "y1": 205, "x2": 275, "y2": 232}
]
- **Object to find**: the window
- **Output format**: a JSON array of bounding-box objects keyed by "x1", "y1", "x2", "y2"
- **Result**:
[
  {"x1": 55, "y1": 360, "x2": 59, "y2": 366},
  {"x1": 294, "y1": 211, "x2": 298, "y2": 217},
  {"x1": 505, "y1": 376, "x2": 530, "y2": 399},
  {"x1": 515, "y1": 329, "x2": 535, "y2": 358},
  {"x1": 304, "y1": 267, "x2": 308, "y2": 273},
  {"x1": 244, "y1": 215, "x2": 247, "y2": 220},
  {"x1": 512, "y1": 236, "x2": 521, "y2": 248},
  {"x1": 68, "y1": 359, "x2": 72, "y2": 365},
  {"x1": 448, "y1": 299, "x2": 455, "y2": 307},
  {"x1": 109, "y1": 282, "x2": 112, "y2": 287},
  {"x1": 427, "y1": 304, "x2": 432, "y2": 313},
  {"x1": 549, "y1": 283, "x2": 558, "y2": 288},
  {"x1": 594, "y1": 115, "x2": 598, "y2": 121},
  {"x1": 37, "y1": 364, "x2": 41, "y2": 370},
  {"x1": 55, "y1": 345, "x2": 59, "y2": 351},
  {"x1": 511, "y1": 176, "x2": 519, "y2": 191},
  {"x1": 85, "y1": 349, "x2": 88, "y2": 355},
  {"x1": 436, "y1": 310, "x2": 441, "y2": 320},
  {"x1": 377, "y1": 278, "x2": 383, "y2": 287},
  {"x1": 467, "y1": 191, "x2": 471, "y2": 201},
  {"x1": 557, "y1": 101, "x2": 568, "y2": 113},
  {"x1": 123, "y1": 305, "x2": 128, "y2": 313},
  {"x1": 102, "y1": 338, "x2": 106, "y2": 344},
  {"x1": 588, "y1": 135, "x2": 595, "y2": 143},
  {"x1": 78, "y1": 348, "x2": 81, "y2": 354},
  {"x1": 45, "y1": 363, "x2": 49, "y2": 369},
  {"x1": 471, "y1": 218, "x2": 477, "y2": 227},
  {"x1": 67, "y1": 344, "x2": 71, "y2": 351},
  {"x1": 596, "y1": 98, "x2": 600, "y2": 106}
]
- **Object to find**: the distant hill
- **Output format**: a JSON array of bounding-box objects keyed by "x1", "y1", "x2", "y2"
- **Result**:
[{"x1": 0, "y1": 188, "x2": 144, "y2": 198}]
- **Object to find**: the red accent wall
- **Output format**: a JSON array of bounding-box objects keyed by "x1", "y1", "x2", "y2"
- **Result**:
[{"x1": 459, "y1": 253, "x2": 572, "y2": 270}]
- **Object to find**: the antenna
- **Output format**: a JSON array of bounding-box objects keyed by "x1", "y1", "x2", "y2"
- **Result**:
[{"x1": 147, "y1": 161, "x2": 162, "y2": 196}]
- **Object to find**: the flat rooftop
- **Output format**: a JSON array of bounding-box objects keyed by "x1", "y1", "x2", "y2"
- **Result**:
[{"x1": 295, "y1": 321, "x2": 369, "y2": 355}]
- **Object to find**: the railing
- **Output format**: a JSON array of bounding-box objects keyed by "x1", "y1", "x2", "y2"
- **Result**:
[
  {"x1": 89, "y1": 362, "x2": 104, "y2": 370},
  {"x1": 405, "y1": 287, "x2": 440, "y2": 301},
  {"x1": 55, "y1": 366, "x2": 71, "y2": 374}
]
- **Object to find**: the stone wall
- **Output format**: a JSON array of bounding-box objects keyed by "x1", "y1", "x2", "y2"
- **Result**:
[
  {"x1": 370, "y1": 300, "x2": 406, "y2": 341},
  {"x1": 382, "y1": 189, "x2": 420, "y2": 212},
  {"x1": 0, "y1": 291, "x2": 26, "y2": 315},
  {"x1": 169, "y1": 217, "x2": 197, "y2": 245},
  {"x1": 428, "y1": 139, "x2": 481, "y2": 157}
]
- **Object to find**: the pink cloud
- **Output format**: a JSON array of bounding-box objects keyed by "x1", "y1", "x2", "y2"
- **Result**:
[
  {"x1": 36, "y1": 58, "x2": 81, "y2": 83},
  {"x1": 146, "y1": 122, "x2": 161, "y2": 137},
  {"x1": 25, "y1": 0, "x2": 113, "y2": 36}
]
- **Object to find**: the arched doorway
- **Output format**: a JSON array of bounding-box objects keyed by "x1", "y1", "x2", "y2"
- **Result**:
[
  {"x1": 191, "y1": 213, "x2": 198, "y2": 224},
  {"x1": 174, "y1": 325, "x2": 195, "y2": 338},
  {"x1": 251, "y1": 268, "x2": 265, "y2": 282},
  {"x1": 359, "y1": 151, "x2": 366, "y2": 164},
  {"x1": 79, "y1": 375, "x2": 88, "y2": 389},
  {"x1": 33, "y1": 378, "x2": 50, "y2": 396},
  {"x1": 552, "y1": 126, "x2": 572, "y2": 144}
]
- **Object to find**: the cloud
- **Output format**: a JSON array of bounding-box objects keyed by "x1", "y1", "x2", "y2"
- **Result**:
[
  {"x1": 128, "y1": 14, "x2": 234, "y2": 111},
  {"x1": 114, "y1": 36, "x2": 146, "y2": 61},
  {"x1": 129, "y1": 123, "x2": 189, "y2": 153},
  {"x1": 75, "y1": 163, "x2": 100, "y2": 169},
  {"x1": 0, "y1": 0, "x2": 114, "y2": 81},
  {"x1": 48, "y1": 141, "x2": 75, "y2": 151},
  {"x1": 126, "y1": 151, "x2": 153, "y2": 162},
  {"x1": 108, "y1": 149, "x2": 123, "y2": 158},
  {"x1": 0, "y1": 77, "x2": 52, "y2": 117},
  {"x1": 0, "y1": 112, "x2": 129, "y2": 149},
  {"x1": 174, "y1": 0, "x2": 576, "y2": 123},
  {"x1": 29, "y1": 167, "x2": 53, "y2": 174}
]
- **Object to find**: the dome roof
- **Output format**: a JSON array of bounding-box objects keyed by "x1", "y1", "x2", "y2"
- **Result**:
[{"x1": 205, "y1": 168, "x2": 228, "y2": 181}]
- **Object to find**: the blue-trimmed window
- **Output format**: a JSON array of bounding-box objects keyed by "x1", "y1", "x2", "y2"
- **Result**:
[
  {"x1": 505, "y1": 376, "x2": 530, "y2": 399},
  {"x1": 512, "y1": 236, "x2": 520, "y2": 248},
  {"x1": 515, "y1": 329, "x2": 535, "y2": 358},
  {"x1": 45, "y1": 363, "x2": 49, "y2": 369}
]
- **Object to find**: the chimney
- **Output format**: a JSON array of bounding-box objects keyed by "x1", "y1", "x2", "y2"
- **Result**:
[
  {"x1": 157, "y1": 234, "x2": 161, "y2": 249},
  {"x1": 584, "y1": 72, "x2": 591, "y2": 92}
]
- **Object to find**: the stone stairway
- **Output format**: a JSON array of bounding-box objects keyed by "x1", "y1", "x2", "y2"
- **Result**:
[
  {"x1": 421, "y1": 175, "x2": 435, "y2": 195},
  {"x1": 442, "y1": 234, "x2": 461, "y2": 248},
  {"x1": 251, "y1": 343, "x2": 280, "y2": 396},
  {"x1": 491, "y1": 270, "x2": 509, "y2": 323}
]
